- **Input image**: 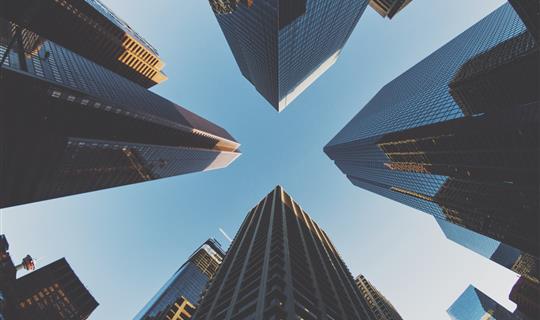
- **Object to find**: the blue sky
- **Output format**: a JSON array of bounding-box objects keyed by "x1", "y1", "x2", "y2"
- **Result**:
[{"x1": 0, "y1": 0, "x2": 519, "y2": 319}]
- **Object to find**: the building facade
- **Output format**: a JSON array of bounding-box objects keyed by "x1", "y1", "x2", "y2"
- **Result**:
[
  {"x1": 8, "y1": 257, "x2": 98, "y2": 320},
  {"x1": 368, "y1": 0, "x2": 412, "y2": 19},
  {"x1": 0, "y1": 0, "x2": 167, "y2": 88},
  {"x1": 194, "y1": 186, "x2": 374, "y2": 320},
  {"x1": 0, "y1": 22, "x2": 240, "y2": 209},
  {"x1": 436, "y1": 219, "x2": 539, "y2": 284},
  {"x1": 448, "y1": 285, "x2": 519, "y2": 320},
  {"x1": 134, "y1": 239, "x2": 225, "y2": 320},
  {"x1": 355, "y1": 274, "x2": 403, "y2": 320},
  {"x1": 509, "y1": 276, "x2": 540, "y2": 320},
  {"x1": 325, "y1": 4, "x2": 539, "y2": 256},
  {"x1": 209, "y1": 0, "x2": 369, "y2": 111}
]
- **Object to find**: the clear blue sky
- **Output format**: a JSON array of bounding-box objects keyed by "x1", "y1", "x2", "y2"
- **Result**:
[{"x1": 0, "y1": 0, "x2": 518, "y2": 319}]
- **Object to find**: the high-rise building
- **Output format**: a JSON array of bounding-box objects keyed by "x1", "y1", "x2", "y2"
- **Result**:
[
  {"x1": 368, "y1": 0, "x2": 412, "y2": 19},
  {"x1": 134, "y1": 239, "x2": 225, "y2": 320},
  {"x1": 436, "y1": 219, "x2": 539, "y2": 283},
  {"x1": 355, "y1": 274, "x2": 403, "y2": 320},
  {"x1": 508, "y1": 0, "x2": 539, "y2": 42},
  {"x1": 10, "y1": 258, "x2": 99, "y2": 320},
  {"x1": 209, "y1": 0, "x2": 369, "y2": 111},
  {"x1": 0, "y1": 235, "x2": 98, "y2": 320},
  {"x1": 0, "y1": 0, "x2": 167, "y2": 88},
  {"x1": 448, "y1": 285, "x2": 519, "y2": 320},
  {"x1": 325, "y1": 4, "x2": 539, "y2": 256},
  {"x1": 509, "y1": 276, "x2": 540, "y2": 320},
  {"x1": 161, "y1": 297, "x2": 197, "y2": 320},
  {"x1": 194, "y1": 186, "x2": 373, "y2": 320},
  {"x1": 0, "y1": 22, "x2": 240, "y2": 209}
]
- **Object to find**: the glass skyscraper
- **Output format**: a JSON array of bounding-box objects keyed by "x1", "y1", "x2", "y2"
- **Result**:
[
  {"x1": 0, "y1": 19, "x2": 240, "y2": 208},
  {"x1": 1, "y1": 0, "x2": 167, "y2": 88},
  {"x1": 134, "y1": 239, "x2": 225, "y2": 320},
  {"x1": 436, "y1": 219, "x2": 539, "y2": 283},
  {"x1": 209, "y1": 0, "x2": 369, "y2": 111},
  {"x1": 448, "y1": 285, "x2": 518, "y2": 320},
  {"x1": 194, "y1": 186, "x2": 374, "y2": 320},
  {"x1": 325, "y1": 4, "x2": 539, "y2": 256}
]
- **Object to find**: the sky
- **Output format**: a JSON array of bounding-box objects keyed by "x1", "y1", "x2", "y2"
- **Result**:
[{"x1": 0, "y1": 0, "x2": 519, "y2": 319}]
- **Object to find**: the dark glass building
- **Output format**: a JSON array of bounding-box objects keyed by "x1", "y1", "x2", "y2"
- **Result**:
[
  {"x1": 194, "y1": 186, "x2": 374, "y2": 320},
  {"x1": 448, "y1": 285, "x2": 518, "y2": 320},
  {"x1": 0, "y1": 0, "x2": 167, "y2": 88},
  {"x1": 510, "y1": 276, "x2": 540, "y2": 320},
  {"x1": 355, "y1": 274, "x2": 403, "y2": 320},
  {"x1": 436, "y1": 219, "x2": 539, "y2": 283},
  {"x1": 10, "y1": 258, "x2": 98, "y2": 320},
  {"x1": 134, "y1": 239, "x2": 225, "y2": 320},
  {"x1": 161, "y1": 296, "x2": 196, "y2": 320},
  {"x1": 368, "y1": 0, "x2": 412, "y2": 19},
  {"x1": 0, "y1": 22, "x2": 240, "y2": 209},
  {"x1": 209, "y1": 0, "x2": 369, "y2": 111},
  {"x1": 325, "y1": 4, "x2": 540, "y2": 256}
]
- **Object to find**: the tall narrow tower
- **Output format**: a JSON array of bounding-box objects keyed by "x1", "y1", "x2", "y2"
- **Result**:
[
  {"x1": 194, "y1": 186, "x2": 373, "y2": 320},
  {"x1": 209, "y1": 0, "x2": 369, "y2": 111}
]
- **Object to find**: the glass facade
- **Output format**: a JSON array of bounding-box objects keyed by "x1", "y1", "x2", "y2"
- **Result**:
[
  {"x1": 325, "y1": 4, "x2": 539, "y2": 256},
  {"x1": 448, "y1": 286, "x2": 518, "y2": 320},
  {"x1": 134, "y1": 239, "x2": 225, "y2": 320},
  {"x1": 210, "y1": 0, "x2": 368, "y2": 111},
  {"x1": 355, "y1": 275, "x2": 403, "y2": 320},
  {"x1": 0, "y1": 22, "x2": 240, "y2": 208}
]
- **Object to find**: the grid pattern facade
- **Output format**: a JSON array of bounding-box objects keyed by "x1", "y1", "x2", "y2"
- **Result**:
[
  {"x1": 0, "y1": 23, "x2": 240, "y2": 208},
  {"x1": 210, "y1": 0, "x2": 368, "y2": 111},
  {"x1": 447, "y1": 286, "x2": 518, "y2": 320},
  {"x1": 0, "y1": 0, "x2": 166, "y2": 87},
  {"x1": 12, "y1": 258, "x2": 98, "y2": 320},
  {"x1": 194, "y1": 186, "x2": 373, "y2": 320},
  {"x1": 355, "y1": 275, "x2": 403, "y2": 320},
  {"x1": 325, "y1": 4, "x2": 540, "y2": 256},
  {"x1": 135, "y1": 240, "x2": 225, "y2": 320}
]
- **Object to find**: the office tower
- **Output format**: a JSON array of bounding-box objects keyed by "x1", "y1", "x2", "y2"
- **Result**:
[
  {"x1": 0, "y1": 0, "x2": 167, "y2": 88},
  {"x1": 508, "y1": 0, "x2": 539, "y2": 42},
  {"x1": 448, "y1": 285, "x2": 519, "y2": 320},
  {"x1": 0, "y1": 22, "x2": 240, "y2": 209},
  {"x1": 369, "y1": 0, "x2": 412, "y2": 19},
  {"x1": 436, "y1": 219, "x2": 539, "y2": 283},
  {"x1": 135, "y1": 239, "x2": 225, "y2": 320},
  {"x1": 355, "y1": 274, "x2": 403, "y2": 320},
  {"x1": 325, "y1": 4, "x2": 540, "y2": 256},
  {"x1": 194, "y1": 186, "x2": 373, "y2": 320},
  {"x1": 10, "y1": 258, "x2": 98, "y2": 319},
  {"x1": 209, "y1": 0, "x2": 369, "y2": 112},
  {"x1": 510, "y1": 276, "x2": 540, "y2": 320}
]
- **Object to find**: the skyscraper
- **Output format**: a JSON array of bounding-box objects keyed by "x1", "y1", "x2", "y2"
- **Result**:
[
  {"x1": 436, "y1": 219, "x2": 539, "y2": 283},
  {"x1": 509, "y1": 276, "x2": 540, "y2": 320},
  {"x1": 194, "y1": 186, "x2": 374, "y2": 320},
  {"x1": 325, "y1": 4, "x2": 539, "y2": 256},
  {"x1": 134, "y1": 239, "x2": 225, "y2": 320},
  {"x1": 1, "y1": 235, "x2": 98, "y2": 320},
  {"x1": 368, "y1": 0, "x2": 412, "y2": 19},
  {"x1": 355, "y1": 274, "x2": 403, "y2": 320},
  {"x1": 0, "y1": 21, "x2": 240, "y2": 209},
  {"x1": 1, "y1": 0, "x2": 167, "y2": 88},
  {"x1": 209, "y1": 0, "x2": 369, "y2": 111},
  {"x1": 448, "y1": 285, "x2": 519, "y2": 320},
  {"x1": 10, "y1": 258, "x2": 99, "y2": 320}
]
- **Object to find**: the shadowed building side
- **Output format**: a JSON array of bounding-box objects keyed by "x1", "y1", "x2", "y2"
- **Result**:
[
  {"x1": 368, "y1": 0, "x2": 412, "y2": 19},
  {"x1": 194, "y1": 186, "x2": 374, "y2": 320},
  {"x1": 0, "y1": 23, "x2": 240, "y2": 208},
  {"x1": 325, "y1": 4, "x2": 539, "y2": 257},
  {"x1": 0, "y1": 0, "x2": 167, "y2": 88}
]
